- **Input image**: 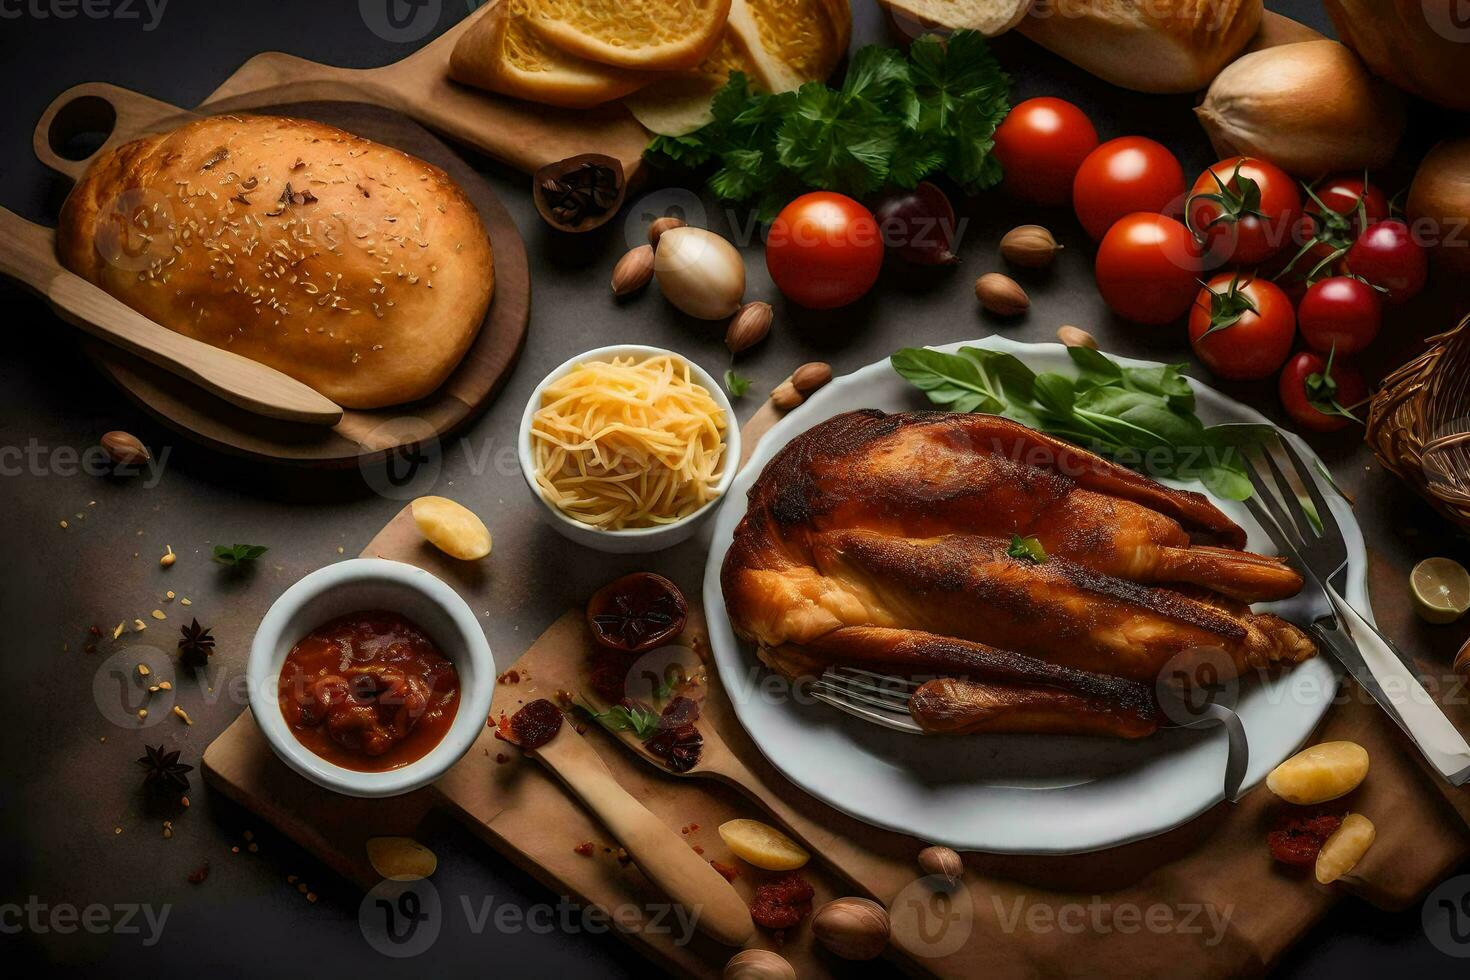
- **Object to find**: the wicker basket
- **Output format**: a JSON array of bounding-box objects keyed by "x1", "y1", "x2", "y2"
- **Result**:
[{"x1": 1367, "y1": 314, "x2": 1470, "y2": 530}]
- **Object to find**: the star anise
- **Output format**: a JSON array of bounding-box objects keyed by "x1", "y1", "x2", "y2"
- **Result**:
[
  {"x1": 137, "y1": 744, "x2": 193, "y2": 794},
  {"x1": 177, "y1": 618, "x2": 215, "y2": 666}
]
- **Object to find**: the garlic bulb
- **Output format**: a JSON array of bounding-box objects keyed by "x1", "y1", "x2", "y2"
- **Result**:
[
  {"x1": 654, "y1": 226, "x2": 746, "y2": 320},
  {"x1": 1195, "y1": 40, "x2": 1403, "y2": 177}
]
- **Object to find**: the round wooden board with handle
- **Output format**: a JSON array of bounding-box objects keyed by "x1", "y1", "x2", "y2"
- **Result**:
[{"x1": 34, "y1": 87, "x2": 529, "y2": 467}]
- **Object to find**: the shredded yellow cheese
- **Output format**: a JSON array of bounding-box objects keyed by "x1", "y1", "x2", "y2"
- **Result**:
[{"x1": 530, "y1": 355, "x2": 728, "y2": 530}]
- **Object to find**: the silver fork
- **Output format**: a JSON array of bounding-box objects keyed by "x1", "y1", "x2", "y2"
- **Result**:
[
  {"x1": 810, "y1": 666, "x2": 1252, "y2": 801},
  {"x1": 1218, "y1": 424, "x2": 1470, "y2": 785}
]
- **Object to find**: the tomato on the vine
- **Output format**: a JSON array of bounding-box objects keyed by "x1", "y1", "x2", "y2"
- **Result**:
[
  {"x1": 1275, "y1": 175, "x2": 1390, "y2": 285},
  {"x1": 992, "y1": 97, "x2": 1099, "y2": 207},
  {"x1": 1344, "y1": 219, "x2": 1428, "y2": 305},
  {"x1": 765, "y1": 191, "x2": 884, "y2": 310},
  {"x1": 1187, "y1": 273, "x2": 1295, "y2": 380},
  {"x1": 1186, "y1": 157, "x2": 1300, "y2": 267},
  {"x1": 1094, "y1": 213, "x2": 1202, "y2": 325},
  {"x1": 1297, "y1": 276, "x2": 1382, "y2": 355},
  {"x1": 1073, "y1": 137, "x2": 1186, "y2": 241},
  {"x1": 1279, "y1": 350, "x2": 1367, "y2": 433}
]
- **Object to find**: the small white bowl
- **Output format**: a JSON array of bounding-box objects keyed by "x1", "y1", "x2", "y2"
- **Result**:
[
  {"x1": 517, "y1": 344, "x2": 741, "y2": 554},
  {"x1": 248, "y1": 558, "x2": 494, "y2": 798}
]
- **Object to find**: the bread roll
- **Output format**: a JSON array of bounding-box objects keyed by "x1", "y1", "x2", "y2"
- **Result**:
[
  {"x1": 877, "y1": 0, "x2": 1031, "y2": 35},
  {"x1": 1018, "y1": 0, "x2": 1262, "y2": 93},
  {"x1": 57, "y1": 114, "x2": 493, "y2": 409},
  {"x1": 1325, "y1": 0, "x2": 1470, "y2": 111}
]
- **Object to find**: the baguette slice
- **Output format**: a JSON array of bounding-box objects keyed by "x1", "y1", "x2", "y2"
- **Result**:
[
  {"x1": 449, "y1": 1, "x2": 653, "y2": 109},
  {"x1": 626, "y1": 0, "x2": 851, "y2": 136},
  {"x1": 877, "y1": 0, "x2": 1032, "y2": 34},
  {"x1": 1018, "y1": 0, "x2": 1262, "y2": 94},
  {"x1": 526, "y1": 0, "x2": 731, "y2": 72}
]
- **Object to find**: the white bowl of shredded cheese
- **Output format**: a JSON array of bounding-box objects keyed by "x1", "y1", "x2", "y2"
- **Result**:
[{"x1": 517, "y1": 345, "x2": 740, "y2": 554}]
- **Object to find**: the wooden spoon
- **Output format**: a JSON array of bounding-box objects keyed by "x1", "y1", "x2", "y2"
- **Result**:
[
  {"x1": 509, "y1": 699, "x2": 755, "y2": 947},
  {"x1": 0, "y1": 207, "x2": 342, "y2": 426}
]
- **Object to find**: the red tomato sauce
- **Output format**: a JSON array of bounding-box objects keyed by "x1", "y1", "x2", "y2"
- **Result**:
[{"x1": 278, "y1": 610, "x2": 460, "y2": 771}]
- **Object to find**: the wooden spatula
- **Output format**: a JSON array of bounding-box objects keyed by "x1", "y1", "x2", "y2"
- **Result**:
[
  {"x1": 0, "y1": 207, "x2": 342, "y2": 426},
  {"x1": 507, "y1": 698, "x2": 755, "y2": 947}
]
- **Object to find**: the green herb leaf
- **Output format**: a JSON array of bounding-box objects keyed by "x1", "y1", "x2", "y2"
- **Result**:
[
  {"x1": 894, "y1": 346, "x2": 1260, "y2": 501},
  {"x1": 645, "y1": 32, "x2": 1010, "y2": 204},
  {"x1": 589, "y1": 703, "x2": 662, "y2": 740},
  {"x1": 1007, "y1": 534, "x2": 1048, "y2": 564},
  {"x1": 724, "y1": 368, "x2": 752, "y2": 398},
  {"x1": 212, "y1": 544, "x2": 268, "y2": 567}
]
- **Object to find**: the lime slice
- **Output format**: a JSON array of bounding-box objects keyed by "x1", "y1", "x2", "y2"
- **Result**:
[{"x1": 1410, "y1": 557, "x2": 1470, "y2": 624}]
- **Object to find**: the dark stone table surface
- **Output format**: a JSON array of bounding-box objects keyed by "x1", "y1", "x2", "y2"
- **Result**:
[{"x1": 2, "y1": 1, "x2": 1468, "y2": 976}]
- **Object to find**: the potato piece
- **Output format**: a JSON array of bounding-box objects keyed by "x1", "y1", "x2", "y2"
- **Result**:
[
  {"x1": 411, "y1": 496, "x2": 492, "y2": 560},
  {"x1": 718, "y1": 818, "x2": 810, "y2": 871},
  {"x1": 367, "y1": 836, "x2": 438, "y2": 881},
  {"x1": 1315, "y1": 813, "x2": 1375, "y2": 884},
  {"x1": 1265, "y1": 741, "x2": 1369, "y2": 805}
]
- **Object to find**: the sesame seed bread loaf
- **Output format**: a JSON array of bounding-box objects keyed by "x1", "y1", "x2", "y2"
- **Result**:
[{"x1": 56, "y1": 114, "x2": 494, "y2": 409}]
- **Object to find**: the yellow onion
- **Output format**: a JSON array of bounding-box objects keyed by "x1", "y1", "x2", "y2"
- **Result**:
[
  {"x1": 1195, "y1": 40, "x2": 1403, "y2": 177},
  {"x1": 1407, "y1": 138, "x2": 1470, "y2": 278},
  {"x1": 1325, "y1": 0, "x2": 1470, "y2": 111}
]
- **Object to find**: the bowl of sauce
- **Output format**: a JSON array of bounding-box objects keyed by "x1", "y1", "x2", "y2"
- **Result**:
[{"x1": 249, "y1": 559, "x2": 494, "y2": 797}]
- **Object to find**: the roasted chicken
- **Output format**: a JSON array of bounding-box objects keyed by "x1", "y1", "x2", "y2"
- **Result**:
[{"x1": 722, "y1": 410, "x2": 1317, "y2": 739}]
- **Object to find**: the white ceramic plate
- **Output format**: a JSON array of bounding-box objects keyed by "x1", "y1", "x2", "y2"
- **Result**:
[{"x1": 702, "y1": 338, "x2": 1363, "y2": 854}]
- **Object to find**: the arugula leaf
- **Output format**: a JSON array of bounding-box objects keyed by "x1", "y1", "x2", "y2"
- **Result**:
[
  {"x1": 892, "y1": 346, "x2": 1259, "y2": 500},
  {"x1": 588, "y1": 703, "x2": 662, "y2": 740},
  {"x1": 1007, "y1": 534, "x2": 1048, "y2": 564},
  {"x1": 213, "y1": 544, "x2": 268, "y2": 567},
  {"x1": 645, "y1": 32, "x2": 1010, "y2": 205}
]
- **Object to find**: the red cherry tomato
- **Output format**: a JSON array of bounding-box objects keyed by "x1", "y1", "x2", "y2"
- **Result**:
[
  {"x1": 1279, "y1": 351, "x2": 1367, "y2": 433},
  {"x1": 1094, "y1": 213, "x2": 1202, "y2": 325},
  {"x1": 1187, "y1": 274, "x2": 1296, "y2": 381},
  {"x1": 1343, "y1": 220, "x2": 1428, "y2": 305},
  {"x1": 1073, "y1": 137, "x2": 1186, "y2": 241},
  {"x1": 1186, "y1": 157, "x2": 1301, "y2": 266},
  {"x1": 992, "y1": 97, "x2": 1100, "y2": 207},
  {"x1": 1297, "y1": 277, "x2": 1382, "y2": 355},
  {"x1": 1277, "y1": 175, "x2": 1390, "y2": 284},
  {"x1": 765, "y1": 192, "x2": 884, "y2": 310}
]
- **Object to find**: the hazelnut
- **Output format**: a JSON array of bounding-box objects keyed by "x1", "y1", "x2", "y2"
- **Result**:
[
  {"x1": 770, "y1": 380, "x2": 803, "y2": 411},
  {"x1": 790, "y1": 362, "x2": 832, "y2": 394},
  {"x1": 974, "y1": 273, "x2": 1029, "y2": 317},
  {"x1": 726, "y1": 302, "x2": 774, "y2": 354},
  {"x1": 812, "y1": 897, "x2": 891, "y2": 960},
  {"x1": 723, "y1": 949, "x2": 795, "y2": 980},
  {"x1": 648, "y1": 216, "x2": 686, "y2": 247},
  {"x1": 1000, "y1": 224, "x2": 1062, "y2": 268},
  {"x1": 101, "y1": 430, "x2": 150, "y2": 467},
  {"x1": 611, "y1": 245, "x2": 655, "y2": 297},
  {"x1": 918, "y1": 845, "x2": 963, "y2": 885},
  {"x1": 1056, "y1": 325, "x2": 1098, "y2": 349}
]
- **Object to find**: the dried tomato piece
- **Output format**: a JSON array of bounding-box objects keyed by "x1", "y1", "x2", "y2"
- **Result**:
[
  {"x1": 586, "y1": 573, "x2": 688, "y2": 653},
  {"x1": 645, "y1": 724, "x2": 703, "y2": 773},
  {"x1": 659, "y1": 695, "x2": 701, "y2": 730},
  {"x1": 710, "y1": 860, "x2": 740, "y2": 882},
  {"x1": 510, "y1": 699, "x2": 564, "y2": 750},
  {"x1": 573, "y1": 842, "x2": 595, "y2": 857},
  {"x1": 750, "y1": 873, "x2": 815, "y2": 930},
  {"x1": 1268, "y1": 812, "x2": 1343, "y2": 866},
  {"x1": 586, "y1": 651, "x2": 632, "y2": 705}
]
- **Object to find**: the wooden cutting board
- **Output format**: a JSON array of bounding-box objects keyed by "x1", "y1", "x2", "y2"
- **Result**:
[
  {"x1": 197, "y1": 4, "x2": 648, "y2": 178},
  {"x1": 29, "y1": 93, "x2": 530, "y2": 467},
  {"x1": 203, "y1": 405, "x2": 1470, "y2": 978}
]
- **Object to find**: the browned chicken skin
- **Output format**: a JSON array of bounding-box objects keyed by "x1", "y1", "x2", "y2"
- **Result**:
[{"x1": 722, "y1": 410, "x2": 1317, "y2": 738}]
